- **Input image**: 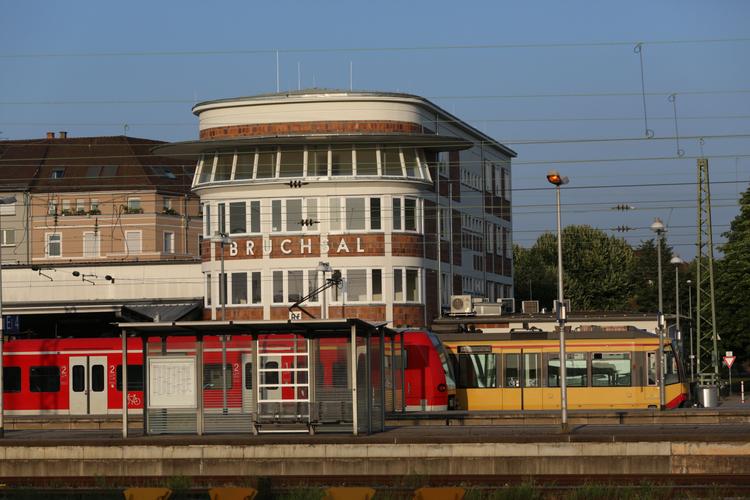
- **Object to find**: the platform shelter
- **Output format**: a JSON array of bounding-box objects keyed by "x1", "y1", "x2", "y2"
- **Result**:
[{"x1": 117, "y1": 319, "x2": 403, "y2": 436}]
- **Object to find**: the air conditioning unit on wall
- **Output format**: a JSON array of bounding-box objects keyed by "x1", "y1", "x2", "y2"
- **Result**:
[{"x1": 450, "y1": 295, "x2": 474, "y2": 316}]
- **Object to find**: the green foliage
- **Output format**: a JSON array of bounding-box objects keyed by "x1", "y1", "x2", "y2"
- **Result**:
[
  {"x1": 514, "y1": 225, "x2": 636, "y2": 311},
  {"x1": 716, "y1": 186, "x2": 750, "y2": 367}
]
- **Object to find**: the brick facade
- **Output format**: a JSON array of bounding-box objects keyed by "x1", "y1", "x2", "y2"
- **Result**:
[
  {"x1": 200, "y1": 120, "x2": 424, "y2": 140},
  {"x1": 391, "y1": 233, "x2": 424, "y2": 257},
  {"x1": 392, "y1": 305, "x2": 425, "y2": 328}
]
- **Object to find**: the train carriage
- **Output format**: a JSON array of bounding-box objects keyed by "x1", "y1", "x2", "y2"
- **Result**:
[{"x1": 438, "y1": 327, "x2": 688, "y2": 411}]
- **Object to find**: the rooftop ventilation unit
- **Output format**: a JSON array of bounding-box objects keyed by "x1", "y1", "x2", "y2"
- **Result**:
[
  {"x1": 475, "y1": 302, "x2": 502, "y2": 316},
  {"x1": 498, "y1": 298, "x2": 515, "y2": 314},
  {"x1": 522, "y1": 300, "x2": 540, "y2": 314},
  {"x1": 553, "y1": 299, "x2": 572, "y2": 313},
  {"x1": 450, "y1": 295, "x2": 474, "y2": 316}
]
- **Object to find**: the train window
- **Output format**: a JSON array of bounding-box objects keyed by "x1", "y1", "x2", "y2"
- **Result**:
[
  {"x1": 523, "y1": 353, "x2": 540, "y2": 387},
  {"x1": 647, "y1": 352, "x2": 657, "y2": 386},
  {"x1": 244, "y1": 363, "x2": 252, "y2": 390},
  {"x1": 504, "y1": 354, "x2": 520, "y2": 388},
  {"x1": 204, "y1": 364, "x2": 233, "y2": 390},
  {"x1": 30, "y1": 366, "x2": 60, "y2": 392},
  {"x1": 72, "y1": 365, "x2": 85, "y2": 392},
  {"x1": 91, "y1": 365, "x2": 105, "y2": 392},
  {"x1": 664, "y1": 348, "x2": 680, "y2": 385},
  {"x1": 116, "y1": 365, "x2": 144, "y2": 391},
  {"x1": 3, "y1": 367, "x2": 21, "y2": 392},
  {"x1": 592, "y1": 353, "x2": 631, "y2": 387},
  {"x1": 457, "y1": 354, "x2": 498, "y2": 388},
  {"x1": 548, "y1": 353, "x2": 588, "y2": 387},
  {"x1": 263, "y1": 361, "x2": 279, "y2": 390}
]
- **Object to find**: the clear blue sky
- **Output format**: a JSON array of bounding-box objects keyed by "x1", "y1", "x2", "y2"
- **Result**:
[{"x1": 1, "y1": 0, "x2": 748, "y2": 259}]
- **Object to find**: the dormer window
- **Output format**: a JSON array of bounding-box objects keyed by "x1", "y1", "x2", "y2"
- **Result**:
[{"x1": 51, "y1": 168, "x2": 65, "y2": 179}]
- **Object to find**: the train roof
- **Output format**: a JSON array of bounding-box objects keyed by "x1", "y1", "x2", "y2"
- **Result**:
[{"x1": 436, "y1": 326, "x2": 660, "y2": 342}]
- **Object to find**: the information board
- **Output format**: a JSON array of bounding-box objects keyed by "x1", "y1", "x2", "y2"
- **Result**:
[{"x1": 148, "y1": 357, "x2": 197, "y2": 409}]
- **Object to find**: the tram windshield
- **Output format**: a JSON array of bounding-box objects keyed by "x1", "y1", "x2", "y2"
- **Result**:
[{"x1": 428, "y1": 333, "x2": 456, "y2": 389}]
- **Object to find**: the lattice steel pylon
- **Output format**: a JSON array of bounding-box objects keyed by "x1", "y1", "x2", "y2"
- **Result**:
[{"x1": 695, "y1": 158, "x2": 720, "y2": 385}]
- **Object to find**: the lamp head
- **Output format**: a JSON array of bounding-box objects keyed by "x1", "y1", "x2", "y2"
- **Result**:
[
  {"x1": 670, "y1": 256, "x2": 684, "y2": 265},
  {"x1": 546, "y1": 170, "x2": 569, "y2": 186},
  {"x1": 105, "y1": 275, "x2": 115, "y2": 283},
  {"x1": 31, "y1": 266, "x2": 40, "y2": 272},
  {"x1": 72, "y1": 271, "x2": 80, "y2": 277},
  {"x1": 650, "y1": 217, "x2": 665, "y2": 234}
]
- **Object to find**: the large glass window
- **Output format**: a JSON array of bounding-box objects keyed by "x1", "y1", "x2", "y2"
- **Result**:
[
  {"x1": 204, "y1": 364, "x2": 233, "y2": 390},
  {"x1": 331, "y1": 145, "x2": 353, "y2": 176},
  {"x1": 30, "y1": 366, "x2": 60, "y2": 392},
  {"x1": 356, "y1": 145, "x2": 378, "y2": 175},
  {"x1": 394, "y1": 269, "x2": 403, "y2": 302},
  {"x1": 402, "y1": 148, "x2": 419, "y2": 177},
  {"x1": 404, "y1": 198, "x2": 417, "y2": 231},
  {"x1": 251, "y1": 272, "x2": 262, "y2": 304},
  {"x1": 286, "y1": 199, "x2": 303, "y2": 232},
  {"x1": 256, "y1": 148, "x2": 276, "y2": 178},
  {"x1": 279, "y1": 148, "x2": 304, "y2": 177},
  {"x1": 116, "y1": 365, "x2": 144, "y2": 391},
  {"x1": 199, "y1": 154, "x2": 214, "y2": 183},
  {"x1": 370, "y1": 198, "x2": 381, "y2": 230},
  {"x1": 235, "y1": 152, "x2": 254, "y2": 180},
  {"x1": 548, "y1": 353, "x2": 588, "y2": 387},
  {"x1": 371, "y1": 269, "x2": 383, "y2": 301},
  {"x1": 308, "y1": 146, "x2": 328, "y2": 177},
  {"x1": 232, "y1": 272, "x2": 248, "y2": 304},
  {"x1": 217, "y1": 203, "x2": 226, "y2": 234},
  {"x1": 392, "y1": 198, "x2": 401, "y2": 230},
  {"x1": 664, "y1": 348, "x2": 680, "y2": 385},
  {"x1": 457, "y1": 353, "x2": 499, "y2": 388},
  {"x1": 250, "y1": 201, "x2": 261, "y2": 233},
  {"x1": 405, "y1": 269, "x2": 419, "y2": 302},
  {"x1": 382, "y1": 147, "x2": 402, "y2": 176},
  {"x1": 214, "y1": 152, "x2": 233, "y2": 181},
  {"x1": 524, "y1": 353, "x2": 540, "y2": 387},
  {"x1": 346, "y1": 269, "x2": 367, "y2": 302},
  {"x1": 345, "y1": 198, "x2": 366, "y2": 231},
  {"x1": 273, "y1": 271, "x2": 284, "y2": 303},
  {"x1": 229, "y1": 202, "x2": 246, "y2": 234},
  {"x1": 272, "y1": 200, "x2": 282, "y2": 232},
  {"x1": 288, "y1": 270, "x2": 304, "y2": 303},
  {"x1": 592, "y1": 352, "x2": 631, "y2": 387},
  {"x1": 504, "y1": 353, "x2": 520, "y2": 387}
]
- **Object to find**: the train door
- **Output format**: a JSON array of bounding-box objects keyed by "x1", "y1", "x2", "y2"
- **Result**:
[
  {"x1": 521, "y1": 352, "x2": 543, "y2": 409},
  {"x1": 69, "y1": 356, "x2": 108, "y2": 414},
  {"x1": 502, "y1": 352, "x2": 521, "y2": 410},
  {"x1": 241, "y1": 354, "x2": 253, "y2": 414}
]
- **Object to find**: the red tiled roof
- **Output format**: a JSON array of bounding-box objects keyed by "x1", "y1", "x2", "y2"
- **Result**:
[{"x1": 0, "y1": 136, "x2": 196, "y2": 194}]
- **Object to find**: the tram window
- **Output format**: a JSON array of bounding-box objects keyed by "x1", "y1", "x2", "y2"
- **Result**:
[
  {"x1": 204, "y1": 364, "x2": 233, "y2": 390},
  {"x1": 457, "y1": 353, "x2": 498, "y2": 388},
  {"x1": 3, "y1": 367, "x2": 21, "y2": 393},
  {"x1": 504, "y1": 353, "x2": 520, "y2": 388},
  {"x1": 263, "y1": 361, "x2": 279, "y2": 389},
  {"x1": 116, "y1": 365, "x2": 144, "y2": 391},
  {"x1": 664, "y1": 348, "x2": 680, "y2": 385},
  {"x1": 91, "y1": 365, "x2": 105, "y2": 392},
  {"x1": 592, "y1": 353, "x2": 631, "y2": 387},
  {"x1": 548, "y1": 353, "x2": 588, "y2": 387},
  {"x1": 523, "y1": 353, "x2": 540, "y2": 387},
  {"x1": 30, "y1": 366, "x2": 60, "y2": 392},
  {"x1": 647, "y1": 352, "x2": 657, "y2": 386},
  {"x1": 72, "y1": 365, "x2": 85, "y2": 392},
  {"x1": 244, "y1": 363, "x2": 253, "y2": 389}
]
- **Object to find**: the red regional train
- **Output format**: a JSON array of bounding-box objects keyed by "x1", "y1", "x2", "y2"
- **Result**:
[{"x1": 0, "y1": 330, "x2": 454, "y2": 416}]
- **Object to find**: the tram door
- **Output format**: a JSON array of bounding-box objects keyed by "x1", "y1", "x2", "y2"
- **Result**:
[
  {"x1": 240, "y1": 354, "x2": 253, "y2": 414},
  {"x1": 69, "y1": 356, "x2": 108, "y2": 414}
]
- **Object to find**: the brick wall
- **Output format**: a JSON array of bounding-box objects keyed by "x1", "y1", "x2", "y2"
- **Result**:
[
  {"x1": 200, "y1": 120, "x2": 423, "y2": 140},
  {"x1": 392, "y1": 305, "x2": 425, "y2": 328},
  {"x1": 269, "y1": 235, "x2": 321, "y2": 258},
  {"x1": 327, "y1": 305, "x2": 387, "y2": 322},
  {"x1": 391, "y1": 233, "x2": 424, "y2": 257},
  {"x1": 328, "y1": 233, "x2": 384, "y2": 256}
]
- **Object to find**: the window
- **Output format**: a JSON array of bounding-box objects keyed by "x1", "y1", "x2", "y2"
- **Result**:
[
  {"x1": 0, "y1": 201, "x2": 15, "y2": 216},
  {"x1": 72, "y1": 365, "x2": 85, "y2": 392},
  {"x1": 307, "y1": 270, "x2": 319, "y2": 303},
  {"x1": 256, "y1": 148, "x2": 277, "y2": 178},
  {"x1": 308, "y1": 146, "x2": 329, "y2": 177},
  {"x1": 329, "y1": 197, "x2": 379, "y2": 231},
  {"x1": 664, "y1": 347, "x2": 680, "y2": 385},
  {"x1": 30, "y1": 366, "x2": 60, "y2": 392},
  {"x1": 229, "y1": 202, "x2": 246, "y2": 234},
  {"x1": 457, "y1": 353, "x2": 499, "y2": 388},
  {"x1": 83, "y1": 232, "x2": 99, "y2": 258},
  {"x1": 231, "y1": 272, "x2": 248, "y2": 304},
  {"x1": 371, "y1": 269, "x2": 383, "y2": 301},
  {"x1": 331, "y1": 145, "x2": 353, "y2": 176},
  {"x1": 548, "y1": 353, "x2": 588, "y2": 387},
  {"x1": 346, "y1": 269, "x2": 367, "y2": 302},
  {"x1": 279, "y1": 148, "x2": 304, "y2": 177},
  {"x1": 48, "y1": 200, "x2": 57, "y2": 215},
  {"x1": 271, "y1": 198, "x2": 316, "y2": 233},
  {"x1": 162, "y1": 197, "x2": 173, "y2": 212},
  {"x1": 392, "y1": 197, "x2": 420, "y2": 232},
  {"x1": 370, "y1": 198, "x2": 381, "y2": 230},
  {"x1": 163, "y1": 232, "x2": 174, "y2": 254},
  {"x1": 250, "y1": 201, "x2": 261, "y2": 233},
  {"x1": 355, "y1": 145, "x2": 378, "y2": 175},
  {"x1": 392, "y1": 198, "x2": 401, "y2": 230},
  {"x1": 592, "y1": 353, "x2": 631, "y2": 387},
  {"x1": 251, "y1": 272, "x2": 262, "y2": 304},
  {"x1": 46, "y1": 233, "x2": 61, "y2": 257},
  {"x1": 204, "y1": 364, "x2": 233, "y2": 390},
  {"x1": 51, "y1": 168, "x2": 65, "y2": 179},
  {"x1": 214, "y1": 152, "x2": 233, "y2": 181},
  {"x1": 217, "y1": 203, "x2": 226, "y2": 235},
  {"x1": 91, "y1": 365, "x2": 104, "y2": 392},
  {"x1": 647, "y1": 352, "x2": 657, "y2": 386},
  {"x1": 394, "y1": 269, "x2": 403, "y2": 302},
  {"x1": 116, "y1": 365, "x2": 144, "y2": 391},
  {"x1": 1, "y1": 229, "x2": 15, "y2": 247},
  {"x1": 76, "y1": 199, "x2": 86, "y2": 213},
  {"x1": 382, "y1": 147, "x2": 402, "y2": 176},
  {"x1": 244, "y1": 362, "x2": 253, "y2": 389},
  {"x1": 125, "y1": 231, "x2": 141, "y2": 254},
  {"x1": 404, "y1": 198, "x2": 417, "y2": 231},
  {"x1": 504, "y1": 353, "x2": 520, "y2": 387},
  {"x1": 345, "y1": 198, "x2": 365, "y2": 231},
  {"x1": 199, "y1": 154, "x2": 215, "y2": 183},
  {"x1": 288, "y1": 270, "x2": 304, "y2": 303},
  {"x1": 205, "y1": 273, "x2": 212, "y2": 306},
  {"x1": 235, "y1": 152, "x2": 254, "y2": 180},
  {"x1": 405, "y1": 269, "x2": 419, "y2": 302},
  {"x1": 90, "y1": 199, "x2": 100, "y2": 214},
  {"x1": 203, "y1": 204, "x2": 211, "y2": 237},
  {"x1": 286, "y1": 199, "x2": 302, "y2": 232},
  {"x1": 330, "y1": 198, "x2": 341, "y2": 231},
  {"x1": 402, "y1": 148, "x2": 419, "y2": 177},
  {"x1": 127, "y1": 198, "x2": 141, "y2": 212},
  {"x1": 524, "y1": 353, "x2": 540, "y2": 387},
  {"x1": 273, "y1": 270, "x2": 284, "y2": 303},
  {"x1": 3, "y1": 367, "x2": 21, "y2": 392}
]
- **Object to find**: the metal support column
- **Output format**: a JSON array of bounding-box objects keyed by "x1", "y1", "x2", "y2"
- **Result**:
[
  {"x1": 252, "y1": 335, "x2": 260, "y2": 435},
  {"x1": 142, "y1": 335, "x2": 148, "y2": 436},
  {"x1": 196, "y1": 334, "x2": 204, "y2": 436},
  {"x1": 350, "y1": 323, "x2": 358, "y2": 436},
  {"x1": 122, "y1": 330, "x2": 128, "y2": 438}
]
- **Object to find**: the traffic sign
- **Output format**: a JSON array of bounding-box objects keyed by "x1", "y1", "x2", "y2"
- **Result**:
[{"x1": 723, "y1": 356, "x2": 736, "y2": 369}]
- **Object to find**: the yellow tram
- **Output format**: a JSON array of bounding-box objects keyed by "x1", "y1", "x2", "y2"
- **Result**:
[{"x1": 437, "y1": 327, "x2": 688, "y2": 411}]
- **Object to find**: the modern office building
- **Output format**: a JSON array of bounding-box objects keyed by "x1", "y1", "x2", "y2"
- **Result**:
[{"x1": 157, "y1": 90, "x2": 516, "y2": 327}]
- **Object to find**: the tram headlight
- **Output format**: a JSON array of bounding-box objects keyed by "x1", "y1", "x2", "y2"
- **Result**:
[{"x1": 437, "y1": 383, "x2": 447, "y2": 393}]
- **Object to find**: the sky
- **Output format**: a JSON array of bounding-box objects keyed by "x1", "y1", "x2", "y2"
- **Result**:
[{"x1": 1, "y1": 0, "x2": 748, "y2": 259}]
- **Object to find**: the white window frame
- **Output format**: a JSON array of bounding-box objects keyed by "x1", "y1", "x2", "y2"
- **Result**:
[
  {"x1": 1, "y1": 229, "x2": 15, "y2": 247},
  {"x1": 270, "y1": 198, "x2": 318, "y2": 234},
  {"x1": 163, "y1": 231, "x2": 175, "y2": 254},
  {"x1": 271, "y1": 269, "x2": 320, "y2": 305},
  {"x1": 82, "y1": 231, "x2": 100, "y2": 258},
  {"x1": 392, "y1": 196, "x2": 422, "y2": 233},
  {"x1": 0, "y1": 201, "x2": 16, "y2": 216},
  {"x1": 45, "y1": 232, "x2": 62, "y2": 258},
  {"x1": 230, "y1": 271, "x2": 249, "y2": 305},
  {"x1": 393, "y1": 267, "x2": 421, "y2": 303},
  {"x1": 125, "y1": 230, "x2": 142, "y2": 254},
  {"x1": 127, "y1": 198, "x2": 141, "y2": 211},
  {"x1": 329, "y1": 267, "x2": 383, "y2": 304},
  {"x1": 328, "y1": 196, "x2": 380, "y2": 233},
  {"x1": 352, "y1": 145, "x2": 380, "y2": 176}
]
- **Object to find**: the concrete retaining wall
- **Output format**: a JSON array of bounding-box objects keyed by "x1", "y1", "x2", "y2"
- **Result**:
[{"x1": 0, "y1": 442, "x2": 749, "y2": 477}]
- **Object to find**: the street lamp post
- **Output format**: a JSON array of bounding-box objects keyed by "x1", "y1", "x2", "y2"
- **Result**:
[
  {"x1": 687, "y1": 279, "x2": 695, "y2": 381},
  {"x1": 213, "y1": 232, "x2": 232, "y2": 415},
  {"x1": 671, "y1": 255, "x2": 684, "y2": 353},
  {"x1": 651, "y1": 217, "x2": 666, "y2": 409},
  {"x1": 546, "y1": 170, "x2": 569, "y2": 431},
  {"x1": 317, "y1": 262, "x2": 332, "y2": 320},
  {"x1": 0, "y1": 195, "x2": 17, "y2": 438}
]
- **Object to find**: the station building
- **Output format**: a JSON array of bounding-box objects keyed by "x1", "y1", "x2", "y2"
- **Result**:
[{"x1": 158, "y1": 90, "x2": 516, "y2": 327}]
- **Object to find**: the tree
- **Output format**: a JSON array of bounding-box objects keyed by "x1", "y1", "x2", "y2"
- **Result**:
[
  {"x1": 514, "y1": 225, "x2": 636, "y2": 311},
  {"x1": 715, "y1": 185, "x2": 750, "y2": 368},
  {"x1": 513, "y1": 243, "x2": 556, "y2": 309},
  {"x1": 628, "y1": 237, "x2": 677, "y2": 314}
]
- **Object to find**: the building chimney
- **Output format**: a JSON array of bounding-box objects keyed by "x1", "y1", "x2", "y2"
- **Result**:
[
  {"x1": 58, "y1": 131, "x2": 68, "y2": 139},
  {"x1": 46, "y1": 132, "x2": 55, "y2": 139}
]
